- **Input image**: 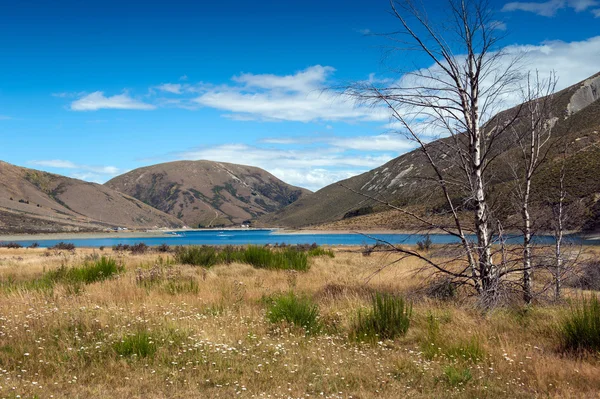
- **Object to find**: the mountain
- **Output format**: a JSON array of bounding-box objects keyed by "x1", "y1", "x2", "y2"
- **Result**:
[
  {"x1": 0, "y1": 161, "x2": 183, "y2": 234},
  {"x1": 105, "y1": 160, "x2": 311, "y2": 227},
  {"x1": 260, "y1": 73, "x2": 600, "y2": 232}
]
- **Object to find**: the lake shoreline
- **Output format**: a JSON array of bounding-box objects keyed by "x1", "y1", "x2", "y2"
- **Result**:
[{"x1": 0, "y1": 227, "x2": 598, "y2": 243}]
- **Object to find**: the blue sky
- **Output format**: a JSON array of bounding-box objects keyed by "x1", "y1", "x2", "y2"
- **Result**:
[{"x1": 1, "y1": 0, "x2": 599, "y2": 191}]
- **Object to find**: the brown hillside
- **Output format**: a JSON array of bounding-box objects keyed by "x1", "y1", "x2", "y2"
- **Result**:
[
  {"x1": 105, "y1": 160, "x2": 311, "y2": 227},
  {"x1": 0, "y1": 161, "x2": 183, "y2": 234}
]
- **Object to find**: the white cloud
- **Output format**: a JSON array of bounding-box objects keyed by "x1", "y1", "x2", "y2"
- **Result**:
[
  {"x1": 261, "y1": 134, "x2": 415, "y2": 152},
  {"x1": 70, "y1": 92, "x2": 156, "y2": 111},
  {"x1": 502, "y1": 0, "x2": 598, "y2": 16},
  {"x1": 0, "y1": 115, "x2": 12, "y2": 120},
  {"x1": 176, "y1": 142, "x2": 397, "y2": 191},
  {"x1": 488, "y1": 20, "x2": 508, "y2": 30},
  {"x1": 154, "y1": 83, "x2": 183, "y2": 94},
  {"x1": 192, "y1": 65, "x2": 389, "y2": 123},
  {"x1": 29, "y1": 159, "x2": 120, "y2": 178},
  {"x1": 592, "y1": 7, "x2": 600, "y2": 15}
]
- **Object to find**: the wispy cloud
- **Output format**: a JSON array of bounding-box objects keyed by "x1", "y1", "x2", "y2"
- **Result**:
[
  {"x1": 488, "y1": 20, "x2": 508, "y2": 30},
  {"x1": 172, "y1": 130, "x2": 417, "y2": 190},
  {"x1": 192, "y1": 65, "x2": 389, "y2": 123},
  {"x1": 502, "y1": 0, "x2": 598, "y2": 16},
  {"x1": 592, "y1": 7, "x2": 600, "y2": 15},
  {"x1": 70, "y1": 92, "x2": 156, "y2": 111},
  {"x1": 0, "y1": 115, "x2": 12, "y2": 120},
  {"x1": 28, "y1": 159, "x2": 121, "y2": 181},
  {"x1": 154, "y1": 83, "x2": 183, "y2": 94}
]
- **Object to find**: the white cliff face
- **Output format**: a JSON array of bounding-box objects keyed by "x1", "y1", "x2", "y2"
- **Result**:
[{"x1": 567, "y1": 75, "x2": 600, "y2": 115}]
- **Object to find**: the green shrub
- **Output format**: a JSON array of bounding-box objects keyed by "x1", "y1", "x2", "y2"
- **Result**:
[
  {"x1": 559, "y1": 295, "x2": 600, "y2": 353},
  {"x1": 267, "y1": 292, "x2": 321, "y2": 334},
  {"x1": 46, "y1": 256, "x2": 123, "y2": 284},
  {"x1": 351, "y1": 293, "x2": 412, "y2": 342},
  {"x1": 113, "y1": 331, "x2": 157, "y2": 358}
]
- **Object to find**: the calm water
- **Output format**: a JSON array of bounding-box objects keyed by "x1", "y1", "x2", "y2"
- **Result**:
[{"x1": 3, "y1": 229, "x2": 597, "y2": 248}]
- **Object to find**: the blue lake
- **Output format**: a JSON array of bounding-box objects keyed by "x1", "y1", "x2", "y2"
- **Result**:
[{"x1": 3, "y1": 229, "x2": 598, "y2": 248}]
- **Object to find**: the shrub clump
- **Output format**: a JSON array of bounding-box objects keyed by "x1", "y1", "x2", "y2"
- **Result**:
[
  {"x1": 50, "y1": 242, "x2": 76, "y2": 251},
  {"x1": 47, "y1": 256, "x2": 123, "y2": 284},
  {"x1": 174, "y1": 245, "x2": 313, "y2": 271},
  {"x1": 351, "y1": 292, "x2": 412, "y2": 342},
  {"x1": 564, "y1": 260, "x2": 600, "y2": 291},
  {"x1": 559, "y1": 295, "x2": 600, "y2": 353},
  {"x1": 0, "y1": 242, "x2": 23, "y2": 249},
  {"x1": 266, "y1": 292, "x2": 322, "y2": 334}
]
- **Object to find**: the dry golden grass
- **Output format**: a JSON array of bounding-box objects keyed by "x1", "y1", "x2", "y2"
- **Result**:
[{"x1": 0, "y1": 246, "x2": 599, "y2": 398}]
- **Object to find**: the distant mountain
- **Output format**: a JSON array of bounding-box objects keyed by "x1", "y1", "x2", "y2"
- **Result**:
[
  {"x1": 260, "y1": 73, "x2": 600, "y2": 232},
  {"x1": 105, "y1": 160, "x2": 311, "y2": 227},
  {"x1": 0, "y1": 161, "x2": 183, "y2": 234}
]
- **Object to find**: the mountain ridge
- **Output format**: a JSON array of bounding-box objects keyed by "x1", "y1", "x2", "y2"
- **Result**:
[
  {"x1": 0, "y1": 161, "x2": 183, "y2": 234},
  {"x1": 259, "y1": 72, "x2": 600, "y2": 232},
  {"x1": 105, "y1": 160, "x2": 311, "y2": 227}
]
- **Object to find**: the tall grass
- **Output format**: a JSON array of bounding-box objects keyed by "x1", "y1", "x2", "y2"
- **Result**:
[
  {"x1": 351, "y1": 293, "x2": 412, "y2": 342},
  {"x1": 47, "y1": 256, "x2": 123, "y2": 284},
  {"x1": 266, "y1": 292, "x2": 321, "y2": 334},
  {"x1": 174, "y1": 245, "x2": 311, "y2": 271},
  {"x1": 113, "y1": 331, "x2": 157, "y2": 358},
  {"x1": 559, "y1": 295, "x2": 600, "y2": 353}
]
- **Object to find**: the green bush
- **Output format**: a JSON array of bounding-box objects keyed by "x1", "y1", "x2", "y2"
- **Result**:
[
  {"x1": 113, "y1": 331, "x2": 157, "y2": 358},
  {"x1": 47, "y1": 256, "x2": 123, "y2": 284},
  {"x1": 267, "y1": 292, "x2": 321, "y2": 334},
  {"x1": 351, "y1": 293, "x2": 412, "y2": 342},
  {"x1": 559, "y1": 295, "x2": 600, "y2": 353}
]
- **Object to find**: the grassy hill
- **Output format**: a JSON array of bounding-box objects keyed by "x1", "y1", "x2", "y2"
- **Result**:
[
  {"x1": 105, "y1": 160, "x2": 311, "y2": 227},
  {"x1": 0, "y1": 161, "x2": 183, "y2": 234}
]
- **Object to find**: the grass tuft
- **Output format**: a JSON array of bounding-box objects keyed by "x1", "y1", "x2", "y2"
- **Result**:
[
  {"x1": 559, "y1": 295, "x2": 600, "y2": 353},
  {"x1": 266, "y1": 292, "x2": 322, "y2": 334},
  {"x1": 47, "y1": 256, "x2": 123, "y2": 284},
  {"x1": 113, "y1": 331, "x2": 157, "y2": 358},
  {"x1": 351, "y1": 292, "x2": 412, "y2": 342}
]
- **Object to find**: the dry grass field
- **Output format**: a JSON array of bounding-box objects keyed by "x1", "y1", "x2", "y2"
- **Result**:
[{"x1": 0, "y1": 246, "x2": 599, "y2": 398}]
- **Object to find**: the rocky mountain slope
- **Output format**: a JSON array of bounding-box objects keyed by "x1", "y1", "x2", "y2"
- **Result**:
[
  {"x1": 105, "y1": 160, "x2": 311, "y2": 227},
  {"x1": 0, "y1": 161, "x2": 183, "y2": 234},
  {"x1": 260, "y1": 73, "x2": 600, "y2": 232}
]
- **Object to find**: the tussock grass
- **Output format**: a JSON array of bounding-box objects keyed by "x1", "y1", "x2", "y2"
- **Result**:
[
  {"x1": 559, "y1": 295, "x2": 600, "y2": 353},
  {"x1": 266, "y1": 291, "x2": 322, "y2": 334},
  {"x1": 46, "y1": 256, "x2": 123, "y2": 284},
  {"x1": 351, "y1": 292, "x2": 412, "y2": 342},
  {"x1": 174, "y1": 245, "x2": 313, "y2": 271},
  {"x1": 113, "y1": 331, "x2": 157, "y2": 358}
]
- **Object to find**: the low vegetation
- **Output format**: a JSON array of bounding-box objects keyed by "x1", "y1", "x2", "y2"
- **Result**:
[
  {"x1": 0, "y1": 246, "x2": 599, "y2": 398},
  {"x1": 351, "y1": 292, "x2": 412, "y2": 342},
  {"x1": 559, "y1": 295, "x2": 600, "y2": 353},
  {"x1": 174, "y1": 244, "x2": 332, "y2": 271},
  {"x1": 266, "y1": 291, "x2": 322, "y2": 334}
]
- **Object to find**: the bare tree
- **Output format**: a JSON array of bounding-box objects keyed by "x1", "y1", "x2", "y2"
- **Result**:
[
  {"x1": 508, "y1": 71, "x2": 558, "y2": 304},
  {"x1": 344, "y1": 0, "x2": 524, "y2": 304}
]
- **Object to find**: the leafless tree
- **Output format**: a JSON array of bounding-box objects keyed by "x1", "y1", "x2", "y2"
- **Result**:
[
  {"x1": 344, "y1": 0, "x2": 525, "y2": 304},
  {"x1": 507, "y1": 71, "x2": 558, "y2": 304}
]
